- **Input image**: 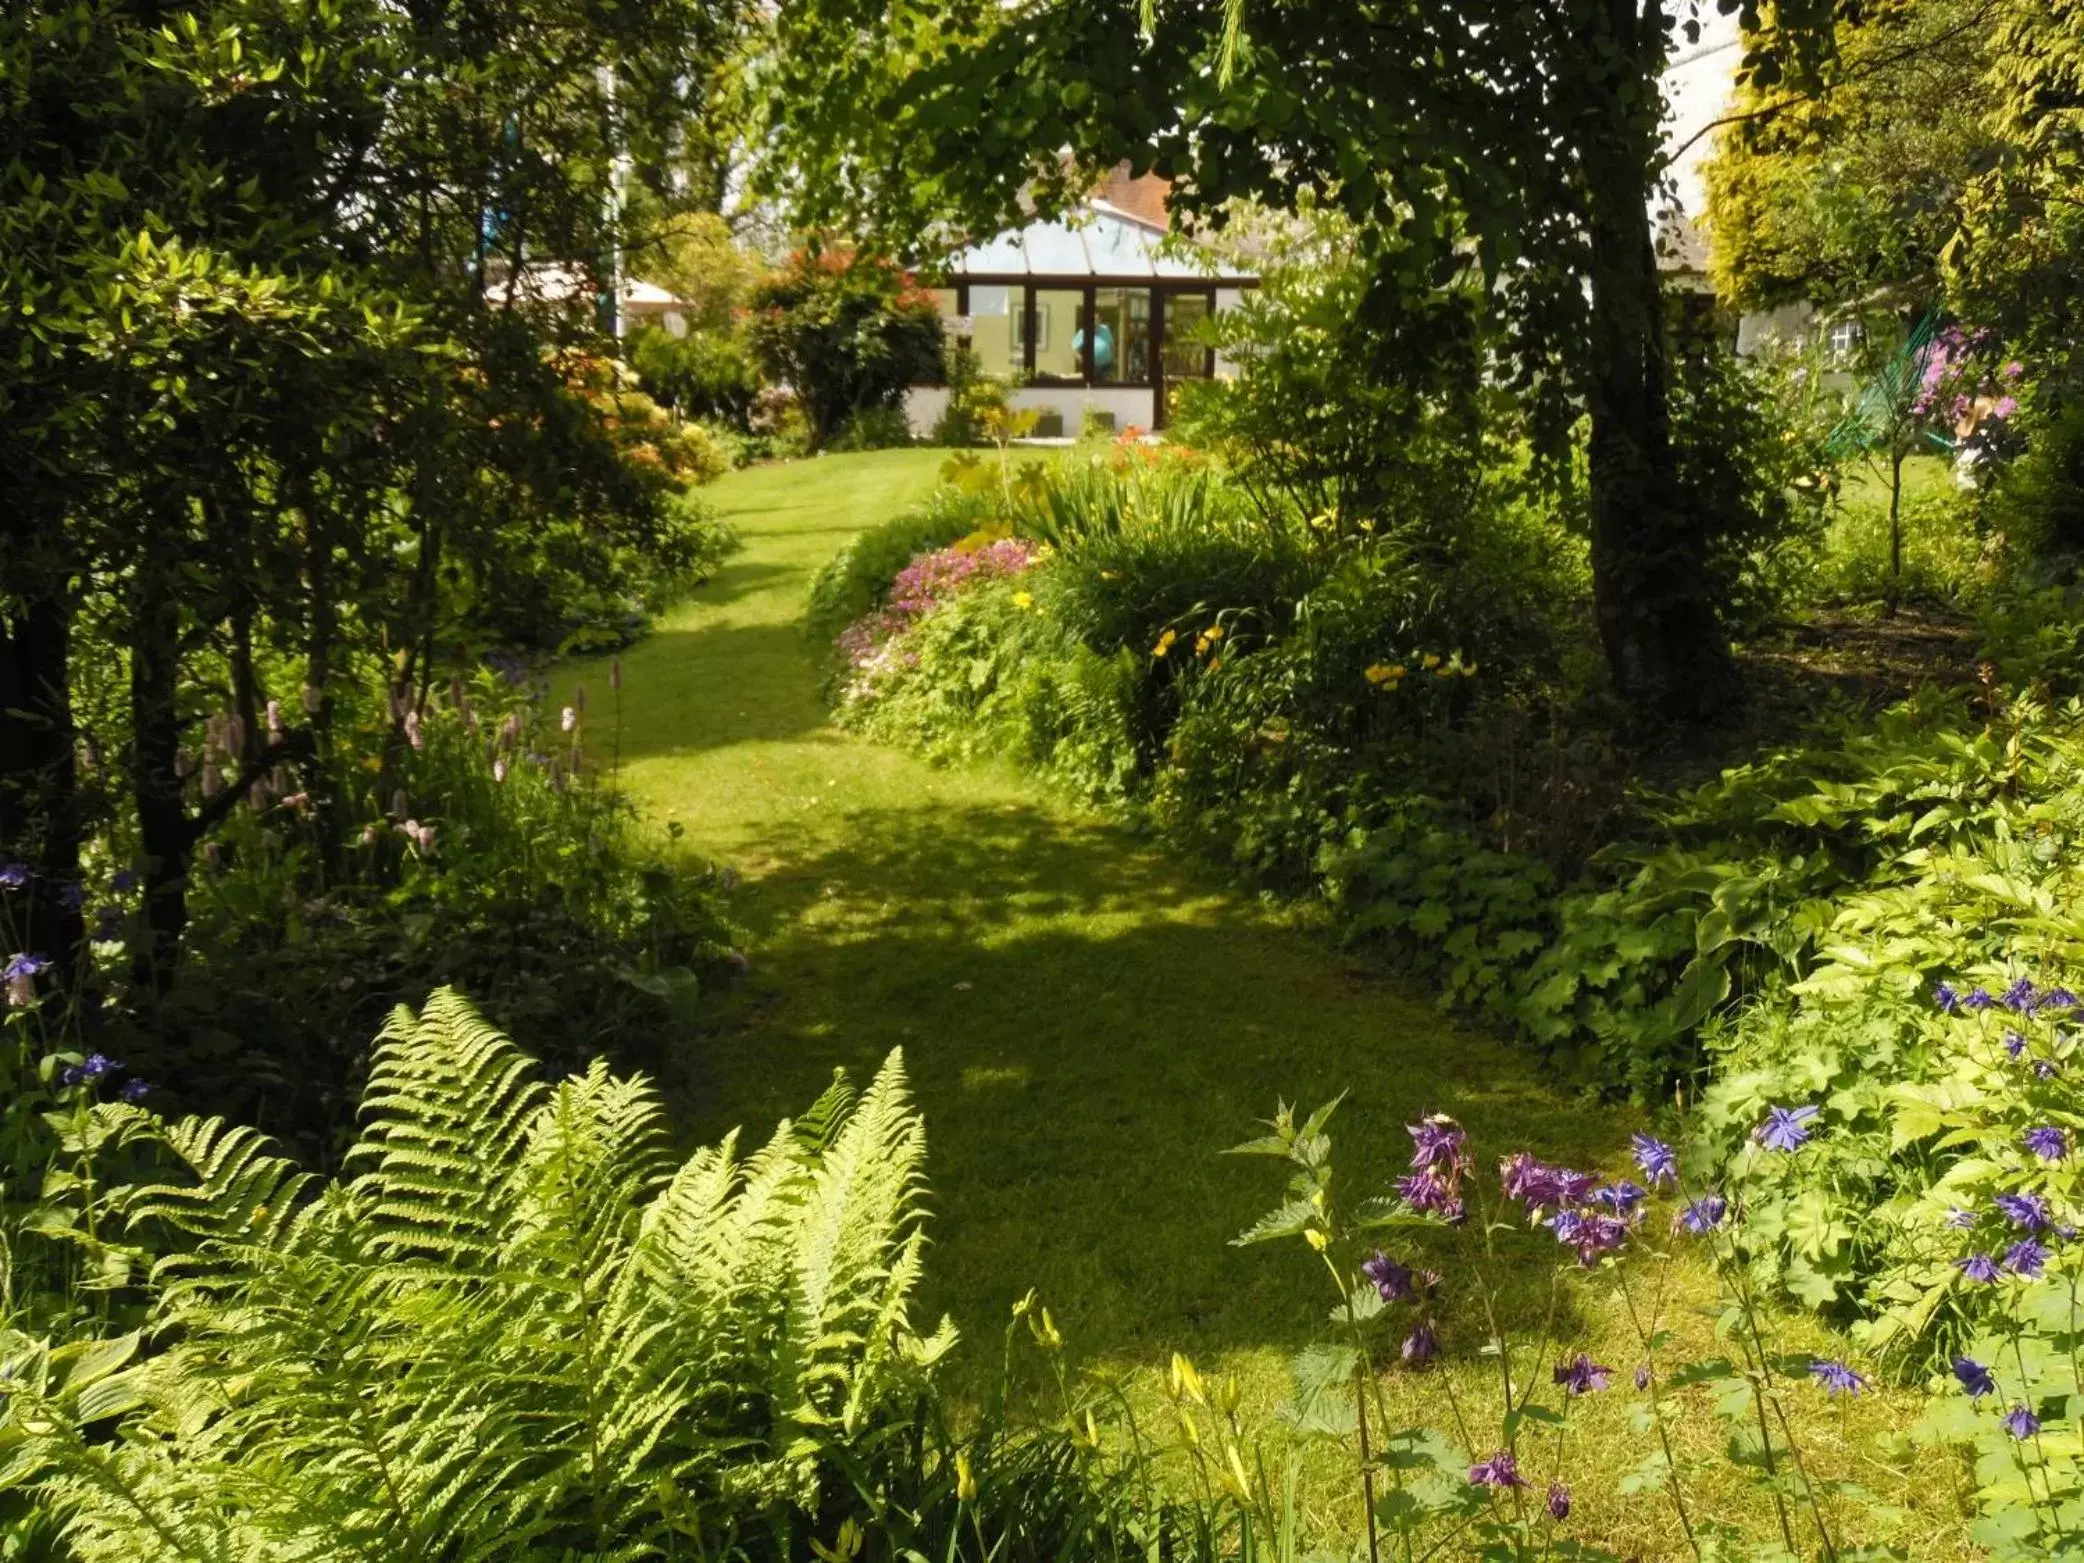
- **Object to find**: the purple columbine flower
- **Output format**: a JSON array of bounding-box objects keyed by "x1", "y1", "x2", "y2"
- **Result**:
[
  {"x1": 1594, "y1": 1180, "x2": 1648, "y2": 1216},
  {"x1": 2005, "y1": 1404, "x2": 2041, "y2": 1440},
  {"x1": 81, "y1": 1053, "x2": 117, "y2": 1081},
  {"x1": 2004, "y1": 979, "x2": 2039, "y2": 1013},
  {"x1": 1554, "y1": 1354, "x2": 1613, "y2": 1395},
  {"x1": 2005, "y1": 1030, "x2": 2029, "y2": 1059},
  {"x1": 1946, "y1": 1207, "x2": 1977, "y2": 1230},
  {"x1": 1408, "y1": 1114, "x2": 1468, "y2": 1171},
  {"x1": 58, "y1": 1065, "x2": 84, "y2": 1086},
  {"x1": 1467, "y1": 1450, "x2": 1522, "y2": 1489},
  {"x1": 1402, "y1": 1324, "x2": 1438, "y2": 1367},
  {"x1": 1566, "y1": 1212, "x2": 1630, "y2": 1266},
  {"x1": 2, "y1": 953, "x2": 50, "y2": 982},
  {"x1": 1810, "y1": 1359, "x2": 1867, "y2": 1396},
  {"x1": 1499, "y1": 1155, "x2": 1594, "y2": 1210},
  {"x1": 120, "y1": 1078, "x2": 151, "y2": 1104},
  {"x1": 1363, "y1": 1252, "x2": 1414, "y2": 1303},
  {"x1": 1997, "y1": 1192, "x2": 2051, "y2": 1231},
  {"x1": 1934, "y1": 981, "x2": 1961, "y2": 1012},
  {"x1": 1755, "y1": 1104, "x2": 1820, "y2": 1152},
  {"x1": 1681, "y1": 1195, "x2": 1727, "y2": 1233},
  {"x1": 1631, "y1": 1132, "x2": 1678, "y2": 1187},
  {"x1": 1965, "y1": 986, "x2": 1997, "y2": 1012},
  {"x1": 1398, "y1": 1171, "x2": 1465, "y2": 1224},
  {"x1": 1953, "y1": 1357, "x2": 1997, "y2": 1399},
  {"x1": 2038, "y1": 1059, "x2": 2064, "y2": 1080},
  {"x1": 2046, "y1": 988, "x2": 2079, "y2": 1010},
  {"x1": 1546, "y1": 1481, "x2": 1571, "y2": 1520},
  {"x1": 1957, "y1": 1252, "x2": 2002, "y2": 1283},
  {"x1": 1634, "y1": 1363, "x2": 1652, "y2": 1391},
  {"x1": 2024, "y1": 1126, "x2": 2069, "y2": 1161},
  {"x1": 2006, "y1": 1238, "x2": 2050, "y2": 1277},
  {"x1": 0, "y1": 864, "x2": 26, "y2": 890}
]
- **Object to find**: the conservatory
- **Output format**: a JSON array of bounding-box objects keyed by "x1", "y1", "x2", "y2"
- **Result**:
[{"x1": 906, "y1": 199, "x2": 1258, "y2": 438}]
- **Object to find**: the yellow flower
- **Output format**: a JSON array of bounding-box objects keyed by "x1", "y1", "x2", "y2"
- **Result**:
[
  {"x1": 1011, "y1": 590, "x2": 1034, "y2": 609},
  {"x1": 1435, "y1": 661, "x2": 1456, "y2": 677},
  {"x1": 955, "y1": 1449, "x2": 977, "y2": 1503},
  {"x1": 1364, "y1": 663, "x2": 1394, "y2": 685},
  {"x1": 1422, "y1": 652, "x2": 1441, "y2": 670},
  {"x1": 1205, "y1": 624, "x2": 1225, "y2": 642},
  {"x1": 1171, "y1": 1352, "x2": 1207, "y2": 1406},
  {"x1": 1462, "y1": 662, "x2": 1479, "y2": 677},
  {"x1": 1153, "y1": 628, "x2": 1178, "y2": 658}
]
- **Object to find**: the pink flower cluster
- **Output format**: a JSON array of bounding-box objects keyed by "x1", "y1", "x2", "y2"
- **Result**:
[
  {"x1": 837, "y1": 538, "x2": 1036, "y2": 668},
  {"x1": 1914, "y1": 327, "x2": 2025, "y2": 428}
]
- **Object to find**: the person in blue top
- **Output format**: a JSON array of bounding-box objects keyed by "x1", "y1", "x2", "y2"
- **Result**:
[{"x1": 1071, "y1": 318, "x2": 1114, "y2": 375}]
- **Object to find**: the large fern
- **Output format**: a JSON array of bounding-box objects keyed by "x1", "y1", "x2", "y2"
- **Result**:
[{"x1": 1, "y1": 989, "x2": 953, "y2": 1561}]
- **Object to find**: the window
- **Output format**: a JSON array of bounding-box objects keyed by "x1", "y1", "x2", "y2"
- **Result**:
[
  {"x1": 968, "y1": 285, "x2": 1020, "y2": 375},
  {"x1": 1091, "y1": 288, "x2": 1153, "y2": 384},
  {"x1": 1032, "y1": 288, "x2": 1085, "y2": 380},
  {"x1": 1162, "y1": 292, "x2": 1214, "y2": 379},
  {"x1": 1827, "y1": 318, "x2": 1864, "y2": 363}
]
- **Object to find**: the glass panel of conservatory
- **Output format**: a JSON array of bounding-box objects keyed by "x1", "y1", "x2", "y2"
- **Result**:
[
  {"x1": 968, "y1": 285, "x2": 1021, "y2": 374},
  {"x1": 1032, "y1": 288, "x2": 1084, "y2": 380},
  {"x1": 1092, "y1": 287, "x2": 1152, "y2": 384},
  {"x1": 1161, "y1": 292, "x2": 1213, "y2": 378}
]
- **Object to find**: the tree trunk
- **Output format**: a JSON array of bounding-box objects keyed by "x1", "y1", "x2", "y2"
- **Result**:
[
  {"x1": 1580, "y1": 0, "x2": 1730, "y2": 721},
  {"x1": 1887, "y1": 444, "x2": 1905, "y2": 615},
  {"x1": 131, "y1": 543, "x2": 191, "y2": 995},
  {"x1": 0, "y1": 595, "x2": 87, "y2": 991}
]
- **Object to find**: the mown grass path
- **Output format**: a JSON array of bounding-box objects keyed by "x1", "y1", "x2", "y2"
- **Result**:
[
  {"x1": 605, "y1": 449, "x2": 1622, "y2": 1358},
  {"x1": 588, "y1": 450, "x2": 1965, "y2": 1557}
]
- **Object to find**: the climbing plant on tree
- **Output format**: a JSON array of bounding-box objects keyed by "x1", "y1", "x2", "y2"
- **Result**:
[{"x1": 760, "y1": 0, "x2": 1856, "y2": 719}]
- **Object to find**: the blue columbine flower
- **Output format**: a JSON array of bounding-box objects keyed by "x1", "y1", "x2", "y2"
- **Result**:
[
  {"x1": 112, "y1": 869, "x2": 137, "y2": 894},
  {"x1": 2, "y1": 953, "x2": 49, "y2": 982},
  {"x1": 1935, "y1": 981, "x2": 1961, "y2": 1012},
  {"x1": 120, "y1": 1079, "x2": 150, "y2": 1104},
  {"x1": 2005, "y1": 1030, "x2": 2028, "y2": 1059},
  {"x1": 1954, "y1": 1357, "x2": 1997, "y2": 1398},
  {"x1": 1546, "y1": 1482, "x2": 1571, "y2": 1521},
  {"x1": 1554, "y1": 1354, "x2": 1613, "y2": 1395},
  {"x1": 1681, "y1": 1195, "x2": 1727, "y2": 1233},
  {"x1": 2007, "y1": 1238, "x2": 2050, "y2": 1277},
  {"x1": 1467, "y1": 1450, "x2": 1523, "y2": 1489},
  {"x1": 1946, "y1": 1207, "x2": 1977, "y2": 1230},
  {"x1": 2038, "y1": 1059, "x2": 2064, "y2": 1079},
  {"x1": 2005, "y1": 1404, "x2": 2041, "y2": 1440},
  {"x1": 1997, "y1": 1192, "x2": 2051, "y2": 1231},
  {"x1": 1755, "y1": 1104, "x2": 1820, "y2": 1152},
  {"x1": 1594, "y1": 1180, "x2": 1648, "y2": 1215},
  {"x1": 2024, "y1": 1126, "x2": 2069, "y2": 1161},
  {"x1": 81, "y1": 1053, "x2": 118, "y2": 1081},
  {"x1": 1810, "y1": 1359, "x2": 1867, "y2": 1396},
  {"x1": 1957, "y1": 1252, "x2": 2002, "y2": 1282},
  {"x1": 0, "y1": 864, "x2": 25, "y2": 890},
  {"x1": 1402, "y1": 1324, "x2": 1438, "y2": 1367},
  {"x1": 2004, "y1": 978, "x2": 2039, "y2": 1013},
  {"x1": 1362, "y1": 1252, "x2": 1413, "y2": 1303},
  {"x1": 58, "y1": 1065, "x2": 84, "y2": 1087},
  {"x1": 1965, "y1": 986, "x2": 1997, "y2": 1011},
  {"x1": 2047, "y1": 989, "x2": 2080, "y2": 1010},
  {"x1": 1631, "y1": 1132, "x2": 1678, "y2": 1187}
]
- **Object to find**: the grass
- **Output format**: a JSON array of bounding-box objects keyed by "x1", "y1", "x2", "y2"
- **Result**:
[{"x1": 577, "y1": 447, "x2": 1977, "y2": 1559}]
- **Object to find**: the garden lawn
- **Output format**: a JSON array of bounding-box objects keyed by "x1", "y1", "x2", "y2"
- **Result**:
[{"x1": 585, "y1": 449, "x2": 1972, "y2": 1559}]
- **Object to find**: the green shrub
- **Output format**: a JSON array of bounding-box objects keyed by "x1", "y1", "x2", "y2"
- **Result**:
[
  {"x1": 746, "y1": 250, "x2": 943, "y2": 448},
  {"x1": 929, "y1": 338, "x2": 1013, "y2": 447},
  {"x1": 96, "y1": 672, "x2": 739, "y2": 1159},
  {"x1": 625, "y1": 324, "x2": 764, "y2": 429},
  {"x1": 1813, "y1": 470, "x2": 1991, "y2": 606},
  {"x1": 829, "y1": 403, "x2": 916, "y2": 451},
  {"x1": 805, "y1": 486, "x2": 1001, "y2": 647}
]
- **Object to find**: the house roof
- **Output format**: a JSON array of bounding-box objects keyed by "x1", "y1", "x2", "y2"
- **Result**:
[{"x1": 944, "y1": 202, "x2": 1257, "y2": 283}]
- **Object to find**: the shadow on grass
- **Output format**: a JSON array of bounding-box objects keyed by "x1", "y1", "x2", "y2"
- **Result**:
[
  {"x1": 606, "y1": 621, "x2": 833, "y2": 761},
  {"x1": 674, "y1": 557, "x2": 801, "y2": 609},
  {"x1": 666, "y1": 800, "x2": 1634, "y2": 1374}
]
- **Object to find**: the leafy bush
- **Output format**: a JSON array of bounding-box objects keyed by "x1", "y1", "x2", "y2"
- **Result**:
[
  {"x1": 70, "y1": 671, "x2": 739, "y2": 1160},
  {"x1": 626, "y1": 324, "x2": 764, "y2": 428},
  {"x1": 829, "y1": 403, "x2": 916, "y2": 451},
  {"x1": 805, "y1": 487, "x2": 1001, "y2": 646},
  {"x1": 929, "y1": 338, "x2": 1014, "y2": 448},
  {"x1": 746, "y1": 250, "x2": 943, "y2": 448}
]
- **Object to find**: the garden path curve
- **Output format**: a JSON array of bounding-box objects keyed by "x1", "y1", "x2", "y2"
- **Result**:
[{"x1": 601, "y1": 448, "x2": 1629, "y2": 1367}]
